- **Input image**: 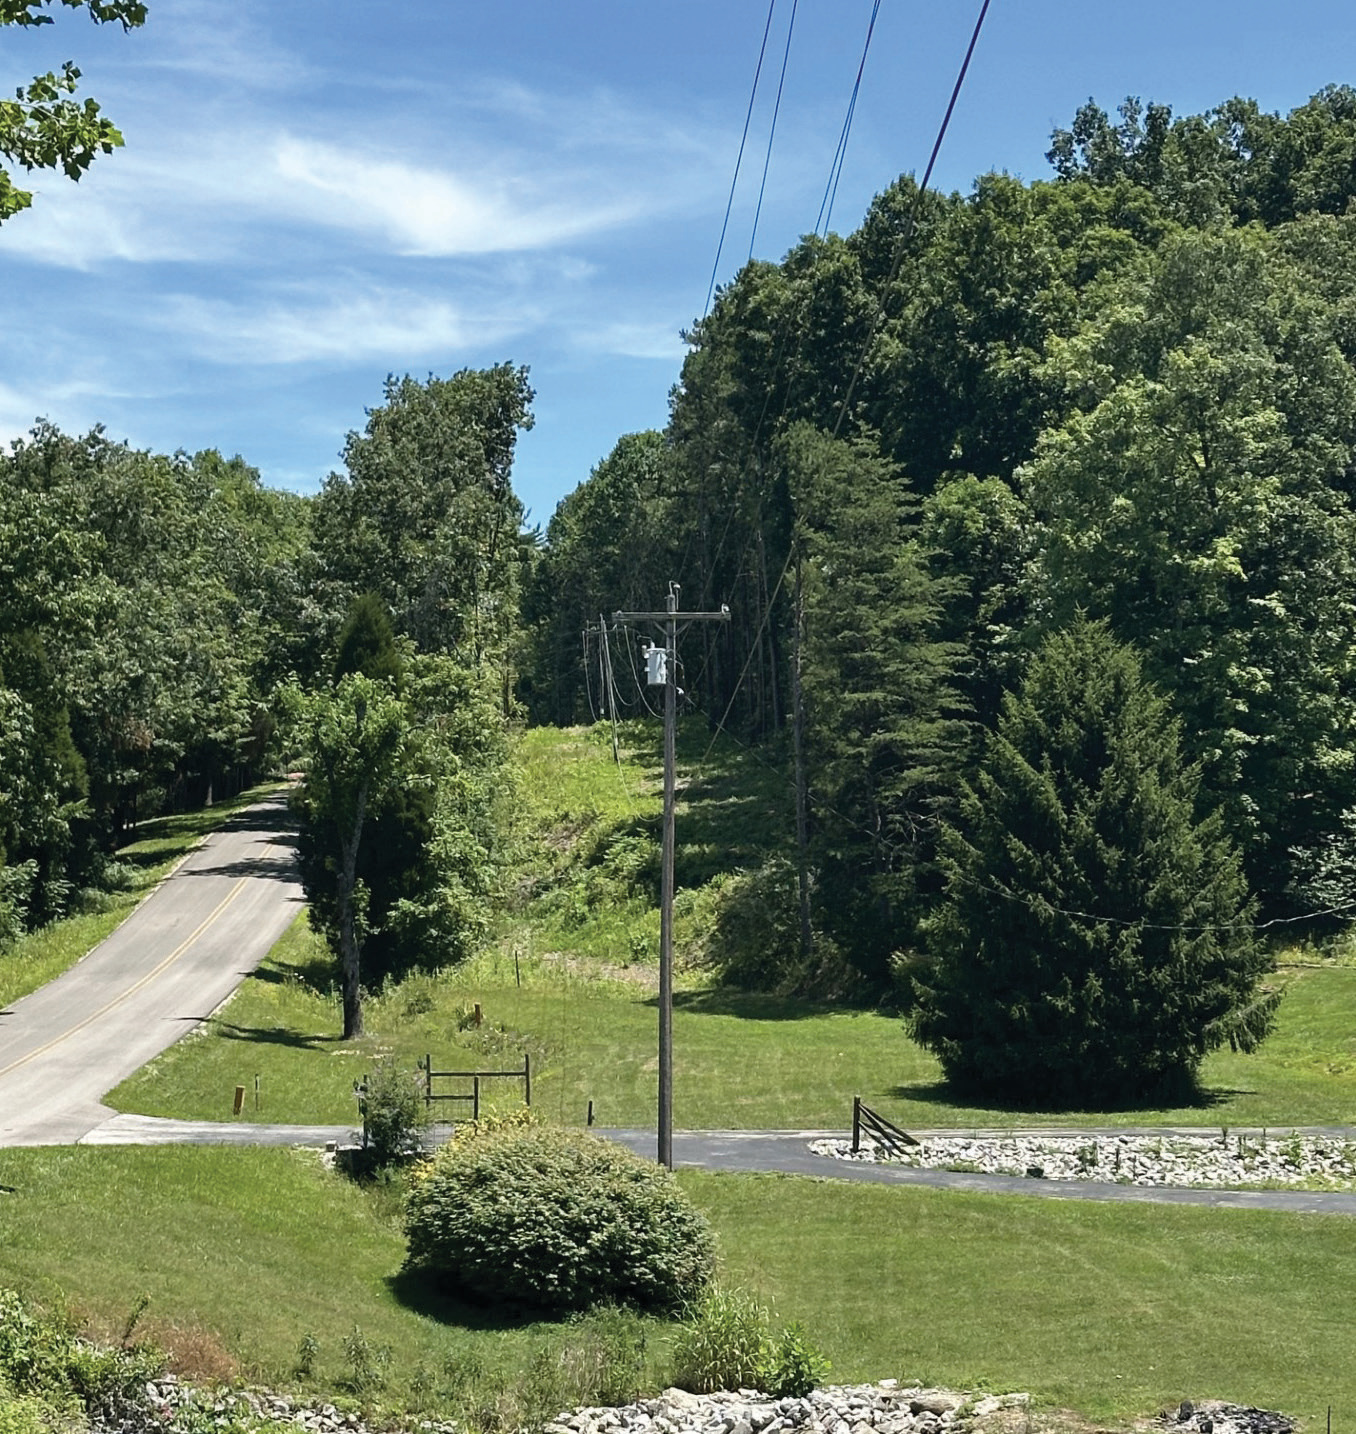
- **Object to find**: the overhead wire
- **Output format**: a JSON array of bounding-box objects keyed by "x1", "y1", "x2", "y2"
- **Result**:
[
  {"x1": 701, "y1": 0, "x2": 996, "y2": 759},
  {"x1": 748, "y1": 0, "x2": 800, "y2": 263},
  {"x1": 704, "y1": 0, "x2": 780, "y2": 320},
  {"x1": 816, "y1": 0, "x2": 882, "y2": 237},
  {"x1": 832, "y1": 0, "x2": 994, "y2": 437}
]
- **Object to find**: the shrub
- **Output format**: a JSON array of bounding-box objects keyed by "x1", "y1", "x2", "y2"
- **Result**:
[
  {"x1": 403, "y1": 1126, "x2": 715, "y2": 1314},
  {"x1": 357, "y1": 1057, "x2": 427, "y2": 1167},
  {"x1": 761, "y1": 1322, "x2": 830, "y2": 1398},
  {"x1": 0, "y1": 1288, "x2": 162, "y2": 1426}
]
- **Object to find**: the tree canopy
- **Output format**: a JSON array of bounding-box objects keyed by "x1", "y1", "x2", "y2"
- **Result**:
[{"x1": 0, "y1": 0, "x2": 145, "y2": 222}]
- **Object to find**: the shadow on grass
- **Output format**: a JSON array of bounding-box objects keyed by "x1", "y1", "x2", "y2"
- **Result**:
[
  {"x1": 884, "y1": 1077, "x2": 1256, "y2": 1118},
  {"x1": 386, "y1": 1268, "x2": 555, "y2": 1332},
  {"x1": 209, "y1": 1020, "x2": 343, "y2": 1050},
  {"x1": 252, "y1": 959, "x2": 337, "y2": 995},
  {"x1": 655, "y1": 987, "x2": 867, "y2": 1021}
]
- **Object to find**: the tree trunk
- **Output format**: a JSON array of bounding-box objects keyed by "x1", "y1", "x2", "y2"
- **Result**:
[
  {"x1": 791, "y1": 555, "x2": 813, "y2": 962},
  {"x1": 337, "y1": 779, "x2": 370, "y2": 1040}
]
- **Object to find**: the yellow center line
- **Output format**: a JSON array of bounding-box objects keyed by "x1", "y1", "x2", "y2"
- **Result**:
[{"x1": 0, "y1": 877, "x2": 249, "y2": 1081}]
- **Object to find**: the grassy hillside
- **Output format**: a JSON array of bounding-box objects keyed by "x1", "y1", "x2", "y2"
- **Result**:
[{"x1": 110, "y1": 725, "x2": 1356, "y2": 1131}]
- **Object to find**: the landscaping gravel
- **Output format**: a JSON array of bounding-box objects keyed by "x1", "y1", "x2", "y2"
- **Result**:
[
  {"x1": 97, "y1": 1378, "x2": 1297, "y2": 1434},
  {"x1": 810, "y1": 1131, "x2": 1356, "y2": 1188}
]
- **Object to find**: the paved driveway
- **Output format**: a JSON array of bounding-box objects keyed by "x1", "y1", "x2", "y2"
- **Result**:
[{"x1": 0, "y1": 793, "x2": 303, "y2": 1146}]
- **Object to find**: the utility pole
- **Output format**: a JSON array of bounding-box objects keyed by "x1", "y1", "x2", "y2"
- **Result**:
[{"x1": 614, "y1": 583, "x2": 729, "y2": 1169}]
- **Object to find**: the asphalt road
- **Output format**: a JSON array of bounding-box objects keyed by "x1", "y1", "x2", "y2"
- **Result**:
[{"x1": 0, "y1": 792, "x2": 303, "y2": 1146}]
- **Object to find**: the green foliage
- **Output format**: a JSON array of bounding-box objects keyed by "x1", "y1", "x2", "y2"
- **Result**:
[
  {"x1": 0, "y1": 1287, "x2": 162, "y2": 1427},
  {"x1": 669, "y1": 1287, "x2": 829, "y2": 1397},
  {"x1": 313, "y1": 365, "x2": 533, "y2": 667},
  {"x1": 913, "y1": 620, "x2": 1277, "y2": 1106},
  {"x1": 403, "y1": 1125, "x2": 716, "y2": 1314},
  {"x1": 784, "y1": 422, "x2": 966, "y2": 983},
  {"x1": 670, "y1": 1286, "x2": 768, "y2": 1394},
  {"x1": 355, "y1": 1056, "x2": 427, "y2": 1169},
  {"x1": 0, "y1": 1, "x2": 146, "y2": 224},
  {"x1": 761, "y1": 1322, "x2": 831, "y2": 1399},
  {"x1": 332, "y1": 593, "x2": 405, "y2": 688}
]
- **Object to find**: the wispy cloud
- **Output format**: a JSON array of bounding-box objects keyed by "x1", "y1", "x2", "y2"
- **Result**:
[
  {"x1": 577, "y1": 320, "x2": 687, "y2": 362},
  {"x1": 158, "y1": 284, "x2": 535, "y2": 365}
]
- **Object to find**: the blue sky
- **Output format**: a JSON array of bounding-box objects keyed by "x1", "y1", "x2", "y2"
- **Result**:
[{"x1": 2, "y1": 0, "x2": 1354, "y2": 526}]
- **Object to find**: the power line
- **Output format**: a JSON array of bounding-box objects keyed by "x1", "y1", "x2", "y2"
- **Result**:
[
  {"x1": 833, "y1": 0, "x2": 994, "y2": 436},
  {"x1": 816, "y1": 0, "x2": 883, "y2": 237},
  {"x1": 952, "y1": 868, "x2": 1356, "y2": 935},
  {"x1": 749, "y1": 0, "x2": 800, "y2": 263},
  {"x1": 704, "y1": 0, "x2": 780, "y2": 320}
]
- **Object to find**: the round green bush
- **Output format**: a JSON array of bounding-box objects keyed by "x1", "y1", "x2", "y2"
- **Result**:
[{"x1": 403, "y1": 1126, "x2": 715, "y2": 1314}]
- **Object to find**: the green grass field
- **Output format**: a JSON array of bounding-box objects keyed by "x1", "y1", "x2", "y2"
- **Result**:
[
  {"x1": 0, "y1": 783, "x2": 285, "y2": 1011},
  {"x1": 108, "y1": 914, "x2": 1356, "y2": 1132},
  {"x1": 0, "y1": 1145, "x2": 1351, "y2": 1426},
  {"x1": 17, "y1": 728, "x2": 1356, "y2": 1429}
]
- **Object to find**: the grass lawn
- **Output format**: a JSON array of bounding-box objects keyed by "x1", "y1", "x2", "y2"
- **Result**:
[
  {"x1": 104, "y1": 726, "x2": 1356, "y2": 1133},
  {"x1": 108, "y1": 916, "x2": 1356, "y2": 1132},
  {"x1": 0, "y1": 783, "x2": 286, "y2": 1011},
  {"x1": 0, "y1": 1144, "x2": 1350, "y2": 1425}
]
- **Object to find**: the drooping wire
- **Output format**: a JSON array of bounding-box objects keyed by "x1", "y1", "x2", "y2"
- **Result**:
[
  {"x1": 748, "y1": 0, "x2": 800, "y2": 263},
  {"x1": 816, "y1": 0, "x2": 882, "y2": 237},
  {"x1": 833, "y1": 0, "x2": 994, "y2": 436},
  {"x1": 704, "y1": 0, "x2": 780, "y2": 320},
  {"x1": 699, "y1": 0, "x2": 996, "y2": 757}
]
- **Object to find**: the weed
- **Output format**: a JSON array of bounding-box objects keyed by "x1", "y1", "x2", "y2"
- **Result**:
[
  {"x1": 295, "y1": 1332, "x2": 320, "y2": 1380},
  {"x1": 341, "y1": 1324, "x2": 389, "y2": 1393},
  {"x1": 671, "y1": 1287, "x2": 769, "y2": 1394}
]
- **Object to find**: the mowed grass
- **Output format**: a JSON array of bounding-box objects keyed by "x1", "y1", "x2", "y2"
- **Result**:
[
  {"x1": 103, "y1": 723, "x2": 1356, "y2": 1130},
  {"x1": 0, "y1": 1144, "x2": 1352, "y2": 1424},
  {"x1": 109, "y1": 916, "x2": 1356, "y2": 1132},
  {"x1": 0, "y1": 783, "x2": 285, "y2": 1010}
]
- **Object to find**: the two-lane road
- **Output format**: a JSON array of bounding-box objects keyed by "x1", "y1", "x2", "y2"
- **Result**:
[{"x1": 0, "y1": 793, "x2": 303, "y2": 1145}]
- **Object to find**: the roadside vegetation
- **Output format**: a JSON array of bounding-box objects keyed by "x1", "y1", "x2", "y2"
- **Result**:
[
  {"x1": 110, "y1": 726, "x2": 1356, "y2": 1133},
  {"x1": 0, "y1": 782, "x2": 283, "y2": 1011},
  {"x1": 1, "y1": 1146, "x2": 1354, "y2": 1427}
]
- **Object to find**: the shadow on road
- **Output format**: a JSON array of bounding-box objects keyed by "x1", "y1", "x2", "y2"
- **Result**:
[{"x1": 184, "y1": 856, "x2": 301, "y2": 881}]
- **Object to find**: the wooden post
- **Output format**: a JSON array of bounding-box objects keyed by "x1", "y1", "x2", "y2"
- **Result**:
[
  {"x1": 233, "y1": 1085, "x2": 246, "y2": 1117},
  {"x1": 473, "y1": 1001, "x2": 482, "y2": 1027},
  {"x1": 852, "y1": 1095, "x2": 862, "y2": 1154},
  {"x1": 524, "y1": 1052, "x2": 531, "y2": 1107},
  {"x1": 587, "y1": 1099, "x2": 594, "y2": 1127},
  {"x1": 254, "y1": 1074, "x2": 260, "y2": 1111},
  {"x1": 472, "y1": 1075, "x2": 480, "y2": 1121}
]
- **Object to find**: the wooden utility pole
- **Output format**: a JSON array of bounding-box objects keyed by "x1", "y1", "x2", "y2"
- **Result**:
[{"x1": 614, "y1": 584, "x2": 729, "y2": 1169}]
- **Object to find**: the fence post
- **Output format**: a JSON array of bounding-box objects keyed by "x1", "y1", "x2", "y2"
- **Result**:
[
  {"x1": 473, "y1": 1075, "x2": 480, "y2": 1122},
  {"x1": 524, "y1": 1053, "x2": 531, "y2": 1107},
  {"x1": 852, "y1": 1095, "x2": 861, "y2": 1154},
  {"x1": 423, "y1": 1054, "x2": 432, "y2": 1108}
]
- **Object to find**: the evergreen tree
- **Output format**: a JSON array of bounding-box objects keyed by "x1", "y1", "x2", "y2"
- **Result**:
[
  {"x1": 785, "y1": 424, "x2": 966, "y2": 984},
  {"x1": 912, "y1": 620, "x2": 1276, "y2": 1106},
  {"x1": 333, "y1": 592, "x2": 405, "y2": 688}
]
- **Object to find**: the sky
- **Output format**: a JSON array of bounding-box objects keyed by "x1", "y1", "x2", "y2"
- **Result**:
[{"x1": 1, "y1": 0, "x2": 1354, "y2": 528}]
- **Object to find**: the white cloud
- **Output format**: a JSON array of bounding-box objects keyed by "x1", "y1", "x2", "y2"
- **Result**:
[
  {"x1": 269, "y1": 135, "x2": 654, "y2": 257},
  {"x1": 158, "y1": 285, "x2": 534, "y2": 365},
  {"x1": 578, "y1": 320, "x2": 687, "y2": 362}
]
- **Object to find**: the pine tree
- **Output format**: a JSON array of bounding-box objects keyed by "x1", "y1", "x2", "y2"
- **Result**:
[{"x1": 912, "y1": 619, "x2": 1277, "y2": 1106}]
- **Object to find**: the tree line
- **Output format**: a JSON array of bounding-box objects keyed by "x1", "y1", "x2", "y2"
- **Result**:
[{"x1": 6, "y1": 84, "x2": 1356, "y2": 1097}]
